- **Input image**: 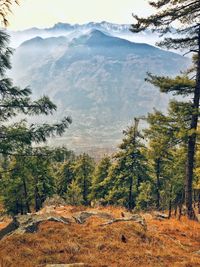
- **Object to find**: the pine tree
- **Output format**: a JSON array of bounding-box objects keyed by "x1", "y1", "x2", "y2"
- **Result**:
[
  {"x1": 145, "y1": 100, "x2": 190, "y2": 212},
  {"x1": 0, "y1": 9, "x2": 71, "y2": 212},
  {"x1": 106, "y1": 119, "x2": 149, "y2": 210},
  {"x1": 131, "y1": 0, "x2": 200, "y2": 219},
  {"x1": 145, "y1": 110, "x2": 172, "y2": 210},
  {"x1": 135, "y1": 181, "x2": 154, "y2": 210},
  {"x1": 103, "y1": 161, "x2": 123, "y2": 205},
  {"x1": 25, "y1": 150, "x2": 55, "y2": 211},
  {"x1": 0, "y1": 31, "x2": 72, "y2": 158},
  {"x1": 73, "y1": 153, "x2": 95, "y2": 205},
  {"x1": 0, "y1": 147, "x2": 58, "y2": 214},
  {"x1": 90, "y1": 156, "x2": 111, "y2": 201},
  {"x1": 65, "y1": 180, "x2": 83, "y2": 206},
  {"x1": 57, "y1": 160, "x2": 75, "y2": 197},
  {"x1": 0, "y1": 0, "x2": 20, "y2": 26},
  {"x1": 1, "y1": 156, "x2": 32, "y2": 214}
]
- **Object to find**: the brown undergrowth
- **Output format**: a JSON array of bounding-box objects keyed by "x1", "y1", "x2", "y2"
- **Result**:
[{"x1": 0, "y1": 206, "x2": 200, "y2": 267}]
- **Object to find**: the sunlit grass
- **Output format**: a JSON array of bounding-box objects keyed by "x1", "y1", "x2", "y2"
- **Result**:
[{"x1": 0, "y1": 206, "x2": 200, "y2": 267}]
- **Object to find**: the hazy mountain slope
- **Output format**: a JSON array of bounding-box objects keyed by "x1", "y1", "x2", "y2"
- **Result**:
[
  {"x1": 10, "y1": 30, "x2": 190, "y2": 151},
  {"x1": 9, "y1": 21, "x2": 164, "y2": 48}
]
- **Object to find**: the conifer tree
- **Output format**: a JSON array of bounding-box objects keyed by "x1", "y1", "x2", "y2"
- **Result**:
[
  {"x1": 0, "y1": 2, "x2": 72, "y2": 158},
  {"x1": 145, "y1": 99, "x2": 191, "y2": 213},
  {"x1": 57, "y1": 160, "x2": 75, "y2": 197},
  {"x1": 106, "y1": 119, "x2": 149, "y2": 210},
  {"x1": 0, "y1": 0, "x2": 20, "y2": 26},
  {"x1": 65, "y1": 180, "x2": 83, "y2": 206},
  {"x1": 0, "y1": 30, "x2": 72, "y2": 158},
  {"x1": 0, "y1": 2, "x2": 72, "y2": 213},
  {"x1": 90, "y1": 156, "x2": 111, "y2": 201},
  {"x1": 131, "y1": 0, "x2": 200, "y2": 219},
  {"x1": 73, "y1": 153, "x2": 95, "y2": 205},
  {"x1": 0, "y1": 147, "x2": 59, "y2": 214}
]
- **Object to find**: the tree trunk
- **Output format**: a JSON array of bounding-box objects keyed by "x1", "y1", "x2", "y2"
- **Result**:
[
  {"x1": 178, "y1": 203, "x2": 182, "y2": 221},
  {"x1": 34, "y1": 185, "x2": 40, "y2": 212},
  {"x1": 155, "y1": 158, "x2": 161, "y2": 210},
  {"x1": 185, "y1": 27, "x2": 200, "y2": 220},
  {"x1": 128, "y1": 176, "x2": 134, "y2": 211},
  {"x1": 198, "y1": 191, "x2": 200, "y2": 214},
  {"x1": 168, "y1": 185, "x2": 172, "y2": 219},
  {"x1": 193, "y1": 190, "x2": 196, "y2": 208},
  {"x1": 22, "y1": 176, "x2": 30, "y2": 213},
  {"x1": 20, "y1": 199, "x2": 23, "y2": 215},
  {"x1": 15, "y1": 199, "x2": 19, "y2": 215},
  {"x1": 33, "y1": 175, "x2": 41, "y2": 212},
  {"x1": 83, "y1": 174, "x2": 87, "y2": 205},
  {"x1": 174, "y1": 205, "x2": 177, "y2": 217}
]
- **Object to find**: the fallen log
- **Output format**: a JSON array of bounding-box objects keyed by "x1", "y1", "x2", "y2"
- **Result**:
[{"x1": 100, "y1": 214, "x2": 147, "y2": 230}]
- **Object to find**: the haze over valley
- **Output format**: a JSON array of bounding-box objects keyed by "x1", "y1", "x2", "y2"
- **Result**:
[{"x1": 9, "y1": 22, "x2": 190, "y2": 153}]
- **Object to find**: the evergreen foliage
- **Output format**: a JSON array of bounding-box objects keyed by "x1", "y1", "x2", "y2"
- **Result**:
[
  {"x1": 0, "y1": 30, "x2": 71, "y2": 157},
  {"x1": 65, "y1": 180, "x2": 83, "y2": 206},
  {"x1": 1, "y1": 0, "x2": 200, "y2": 220},
  {"x1": 131, "y1": 0, "x2": 200, "y2": 219},
  {"x1": 105, "y1": 119, "x2": 149, "y2": 210},
  {"x1": 90, "y1": 156, "x2": 111, "y2": 201},
  {"x1": 73, "y1": 153, "x2": 95, "y2": 205}
]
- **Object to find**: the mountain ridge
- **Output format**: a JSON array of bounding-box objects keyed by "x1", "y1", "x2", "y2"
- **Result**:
[
  {"x1": 8, "y1": 21, "x2": 166, "y2": 48},
  {"x1": 10, "y1": 29, "x2": 190, "y2": 152}
]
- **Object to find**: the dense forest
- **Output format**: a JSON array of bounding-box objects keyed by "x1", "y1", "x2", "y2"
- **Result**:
[{"x1": 0, "y1": 0, "x2": 199, "y2": 222}]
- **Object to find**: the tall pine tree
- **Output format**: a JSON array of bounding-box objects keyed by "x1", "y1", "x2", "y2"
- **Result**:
[{"x1": 131, "y1": 0, "x2": 200, "y2": 219}]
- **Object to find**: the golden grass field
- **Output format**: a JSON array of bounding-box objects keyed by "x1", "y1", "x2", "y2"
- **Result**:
[{"x1": 0, "y1": 206, "x2": 200, "y2": 267}]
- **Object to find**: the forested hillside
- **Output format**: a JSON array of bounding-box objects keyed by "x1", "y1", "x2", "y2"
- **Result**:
[{"x1": 0, "y1": 0, "x2": 200, "y2": 266}]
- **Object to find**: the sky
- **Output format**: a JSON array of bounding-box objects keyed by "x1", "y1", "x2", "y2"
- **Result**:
[{"x1": 8, "y1": 0, "x2": 154, "y2": 30}]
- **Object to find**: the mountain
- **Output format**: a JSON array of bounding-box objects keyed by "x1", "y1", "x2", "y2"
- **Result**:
[
  {"x1": 10, "y1": 29, "x2": 190, "y2": 152},
  {"x1": 9, "y1": 21, "x2": 164, "y2": 48}
]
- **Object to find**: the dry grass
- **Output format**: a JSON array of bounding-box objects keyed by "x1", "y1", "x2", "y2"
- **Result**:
[{"x1": 0, "y1": 206, "x2": 200, "y2": 267}]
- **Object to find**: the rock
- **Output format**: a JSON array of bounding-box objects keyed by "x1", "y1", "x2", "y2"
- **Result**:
[
  {"x1": 130, "y1": 214, "x2": 147, "y2": 230},
  {"x1": 153, "y1": 212, "x2": 169, "y2": 220},
  {"x1": 96, "y1": 212, "x2": 114, "y2": 220},
  {"x1": 196, "y1": 214, "x2": 200, "y2": 222},
  {"x1": 40, "y1": 205, "x2": 56, "y2": 214},
  {"x1": 0, "y1": 217, "x2": 19, "y2": 240},
  {"x1": 0, "y1": 214, "x2": 72, "y2": 240},
  {"x1": 16, "y1": 214, "x2": 71, "y2": 234},
  {"x1": 43, "y1": 195, "x2": 66, "y2": 207},
  {"x1": 0, "y1": 208, "x2": 146, "y2": 240},
  {"x1": 100, "y1": 213, "x2": 147, "y2": 230},
  {"x1": 72, "y1": 211, "x2": 114, "y2": 224},
  {"x1": 72, "y1": 212, "x2": 95, "y2": 224},
  {"x1": 90, "y1": 198, "x2": 106, "y2": 207}
]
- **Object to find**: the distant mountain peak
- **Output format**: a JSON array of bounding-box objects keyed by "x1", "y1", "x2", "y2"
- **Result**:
[
  {"x1": 8, "y1": 21, "x2": 177, "y2": 52},
  {"x1": 88, "y1": 29, "x2": 110, "y2": 38},
  {"x1": 21, "y1": 36, "x2": 44, "y2": 47},
  {"x1": 50, "y1": 22, "x2": 75, "y2": 31}
]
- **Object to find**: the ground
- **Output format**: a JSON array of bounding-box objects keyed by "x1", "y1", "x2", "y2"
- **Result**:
[{"x1": 0, "y1": 206, "x2": 200, "y2": 267}]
